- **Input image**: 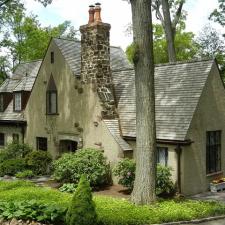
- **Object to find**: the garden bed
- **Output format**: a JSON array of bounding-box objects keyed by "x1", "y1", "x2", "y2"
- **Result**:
[{"x1": 0, "y1": 181, "x2": 225, "y2": 225}]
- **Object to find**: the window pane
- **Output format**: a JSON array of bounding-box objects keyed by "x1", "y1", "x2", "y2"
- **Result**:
[
  {"x1": 14, "y1": 93, "x2": 21, "y2": 111},
  {"x1": 0, "y1": 133, "x2": 5, "y2": 146},
  {"x1": 0, "y1": 95, "x2": 3, "y2": 111},
  {"x1": 36, "y1": 137, "x2": 47, "y2": 151},
  {"x1": 50, "y1": 92, "x2": 57, "y2": 113},
  {"x1": 47, "y1": 91, "x2": 57, "y2": 114},
  {"x1": 157, "y1": 147, "x2": 168, "y2": 166}
]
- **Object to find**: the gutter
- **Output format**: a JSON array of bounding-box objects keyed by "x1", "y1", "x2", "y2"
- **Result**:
[{"x1": 0, "y1": 120, "x2": 27, "y2": 126}]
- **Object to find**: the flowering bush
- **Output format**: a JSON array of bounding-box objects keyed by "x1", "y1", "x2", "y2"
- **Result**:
[{"x1": 113, "y1": 158, "x2": 175, "y2": 195}]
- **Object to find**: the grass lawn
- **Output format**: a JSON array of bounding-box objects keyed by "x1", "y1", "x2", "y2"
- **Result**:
[{"x1": 0, "y1": 180, "x2": 225, "y2": 225}]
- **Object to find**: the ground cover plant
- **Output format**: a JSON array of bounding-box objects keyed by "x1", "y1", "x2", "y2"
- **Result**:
[{"x1": 0, "y1": 180, "x2": 225, "y2": 225}]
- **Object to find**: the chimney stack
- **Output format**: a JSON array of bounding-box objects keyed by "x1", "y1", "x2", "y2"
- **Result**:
[{"x1": 80, "y1": 4, "x2": 116, "y2": 119}]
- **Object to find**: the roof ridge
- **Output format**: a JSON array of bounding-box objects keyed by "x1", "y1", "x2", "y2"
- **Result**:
[{"x1": 155, "y1": 58, "x2": 214, "y2": 67}]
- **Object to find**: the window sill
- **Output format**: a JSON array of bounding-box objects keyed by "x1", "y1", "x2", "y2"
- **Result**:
[
  {"x1": 46, "y1": 113, "x2": 59, "y2": 116},
  {"x1": 206, "y1": 171, "x2": 223, "y2": 177}
]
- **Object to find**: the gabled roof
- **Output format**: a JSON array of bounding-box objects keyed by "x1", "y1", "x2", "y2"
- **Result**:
[
  {"x1": 0, "y1": 79, "x2": 20, "y2": 92},
  {"x1": 53, "y1": 38, "x2": 132, "y2": 75},
  {"x1": 112, "y1": 59, "x2": 214, "y2": 141}
]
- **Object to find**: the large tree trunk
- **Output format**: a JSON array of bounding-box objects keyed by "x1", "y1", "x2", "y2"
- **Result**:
[
  {"x1": 161, "y1": 0, "x2": 176, "y2": 62},
  {"x1": 130, "y1": 0, "x2": 157, "y2": 205}
]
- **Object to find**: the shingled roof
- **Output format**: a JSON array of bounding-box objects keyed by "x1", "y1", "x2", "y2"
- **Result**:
[{"x1": 112, "y1": 59, "x2": 214, "y2": 141}]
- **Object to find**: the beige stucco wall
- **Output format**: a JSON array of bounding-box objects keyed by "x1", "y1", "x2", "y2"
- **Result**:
[
  {"x1": 24, "y1": 40, "x2": 123, "y2": 166},
  {"x1": 182, "y1": 62, "x2": 225, "y2": 195},
  {"x1": 0, "y1": 126, "x2": 23, "y2": 148}
]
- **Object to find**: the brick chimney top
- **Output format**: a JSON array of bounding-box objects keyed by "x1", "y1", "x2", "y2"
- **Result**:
[
  {"x1": 88, "y1": 5, "x2": 95, "y2": 24},
  {"x1": 94, "y1": 3, "x2": 102, "y2": 23}
]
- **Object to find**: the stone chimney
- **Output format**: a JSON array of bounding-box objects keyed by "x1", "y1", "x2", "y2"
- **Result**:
[{"x1": 80, "y1": 3, "x2": 116, "y2": 119}]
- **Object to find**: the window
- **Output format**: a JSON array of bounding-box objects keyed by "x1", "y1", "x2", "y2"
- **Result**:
[
  {"x1": 206, "y1": 131, "x2": 221, "y2": 174},
  {"x1": 14, "y1": 92, "x2": 22, "y2": 111},
  {"x1": 157, "y1": 147, "x2": 168, "y2": 166},
  {"x1": 0, "y1": 94, "x2": 3, "y2": 112},
  {"x1": 13, "y1": 133, "x2": 19, "y2": 143},
  {"x1": 46, "y1": 91, "x2": 57, "y2": 114},
  {"x1": 36, "y1": 137, "x2": 47, "y2": 151},
  {"x1": 0, "y1": 133, "x2": 4, "y2": 146},
  {"x1": 51, "y1": 51, "x2": 54, "y2": 64}
]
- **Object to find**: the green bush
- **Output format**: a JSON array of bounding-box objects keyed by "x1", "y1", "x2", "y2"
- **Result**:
[
  {"x1": 0, "y1": 159, "x2": 27, "y2": 176},
  {"x1": 16, "y1": 170, "x2": 34, "y2": 179},
  {"x1": 59, "y1": 183, "x2": 77, "y2": 193},
  {"x1": 66, "y1": 175, "x2": 98, "y2": 225},
  {"x1": 25, "y1": 150, "x2": 52, "y2": 175},
  {"x1": 3, "y1": 143, "x2": 32, "y2": 159},
  {"x1": 53, "y1": 148, "x2": 110, "y2": 187},
  {"x1": 112, "y1": 158, "x2": 135, "y2": 191},
  {"x1": 113, "y1": 159, "x2": 174, "y2": 195},
  {"x1": 0, "y1": 200, "x2": 66, "y2": 224}
]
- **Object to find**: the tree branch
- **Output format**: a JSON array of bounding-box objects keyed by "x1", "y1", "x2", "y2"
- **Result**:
[
  {"x1": 0, "y1": 0, "x2": 11, "y2": 8},
  {"x1": 152, "y1": 0, "x2": 165, "y2": 28},
  {"x1": 172, "y1": 0, "x2": 185, "y2": 30}
]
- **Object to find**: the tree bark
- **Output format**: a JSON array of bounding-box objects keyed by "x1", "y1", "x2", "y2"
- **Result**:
[
  {"x1": 130, "y1": 0, "x2": 157, "y2": 205},
  {"x1": 161, "y1": 0, "x2": 176, "y2": 62}
]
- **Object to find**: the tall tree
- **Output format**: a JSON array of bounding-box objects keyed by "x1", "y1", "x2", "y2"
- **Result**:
[
  {"x1": 152, "y1": 0, "x2": 186, "y2": 62},
  {"x1": 209, "y1": 0, "x2": 225, "y2": 27},
  {"x1": 126, "y1": 0, "x2": 157, "y2": 205},
  {"x1": 126, "y1": 23, "x2": 198, "y2": 64}
]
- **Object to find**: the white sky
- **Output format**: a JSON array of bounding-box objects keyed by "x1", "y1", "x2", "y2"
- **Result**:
[{"x1": 24, "y1": 0, "x2": 221, "y2": 49}]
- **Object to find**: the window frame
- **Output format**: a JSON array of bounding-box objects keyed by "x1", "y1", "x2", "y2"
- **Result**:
[
  {"x1": 14, "y1": 92, "x2": 22, "y2": 112},
  {"x1": 157, "y1": 146, "x2": 168, "y2": 166},
  {"x1": 0, "y1": 133, "x2": 5, "y2": 146},
  {"x1": 36, "y1": 137, "x2": 48, "y2": 151},
  {"x1": 206, "y1": 130, "x2": 221, "y2": 175},
  {"x1": 0, "y1": 94, "x2": 4, "y2": 112},
  {"x1": 46, "y1": 90, "x2": 58, "y2": 115}
]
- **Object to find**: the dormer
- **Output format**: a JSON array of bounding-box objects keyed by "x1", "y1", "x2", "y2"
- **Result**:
[{"x1": 13, "y1": 91, "x2": 30, "y2": 112}]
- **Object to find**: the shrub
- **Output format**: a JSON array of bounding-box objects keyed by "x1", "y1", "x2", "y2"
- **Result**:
[
  {"x1": 59, "y1": 183, "x2": 77, "y2": 193},
  {"x1": 113, "y1": 158, "x2": 135, "y2": 191},
  {"x1": 16, "y1": 170, "x2": 34, "y2": 179},
  {"x1": 66, "y1": 175, "x2": 97, "y2": 225},
  {"x1": 113, "y1": 159, "x2": 174, "y2": 195},
  {"x1": 0, "y1": 159, "x2": 26, "y2": 176},
  {"x1": 53, "y1": 148, "x2": 110, "y2": 187},
  {"x1": 25, "y1": 150, "x2": 52, "y2": 175},
  {"x1": 0, "y1": 200, "x2": 66, "y2": 224},
  {"x1": 3, "y1": 143, "x2": 32, "y2": 159}
]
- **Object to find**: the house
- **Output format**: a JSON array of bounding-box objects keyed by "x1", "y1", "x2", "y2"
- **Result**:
[{"x1": 0, "y1": 4, "x2": 225, "y2": 195}]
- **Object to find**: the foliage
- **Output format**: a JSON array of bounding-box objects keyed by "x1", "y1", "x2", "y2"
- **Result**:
[
  {"x1": 126, "y1": 23, "x2": 198, "y2": 64},
  {"x1": 0, "y1": 200, "x2": 66, "y2": 224},
  {"x1": 59, "y1": 183, "x2": 77, "y2": 193},
  {"x1": 0, "y1": 159, "x2": 26, "y2": 176},
  {"x1": 156, "y1": 164, "x2": 174, "y2": 195},
  {"x1": 16, "y1": 170, "x2": 34, "y2": 179},
  {"x1": 113, "y1": 158, "x2": 135, "y2": 191},
  {"x1": 113, "y1": 159, "x2": 174, "y2": 194},
  {"x1": 66, "y1": 176, "x2": 98, "y2": 225},
  {"x1": 53, "y1": 149, "x2": 110, "y2": 187},
  {"x1": 25, "y1": 150, "x2": 52, "y2": 175},
  {"x1": 1, "y1": 181, "x2": 225, "y2": 225},
  {"x1": 210, "y1": 0, "x2": 225, "y2": 26}
]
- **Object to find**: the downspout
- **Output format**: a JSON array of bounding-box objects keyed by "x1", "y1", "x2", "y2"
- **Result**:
[{"x1": 175, "y1": 144, "x2": 182, "y2": 194}]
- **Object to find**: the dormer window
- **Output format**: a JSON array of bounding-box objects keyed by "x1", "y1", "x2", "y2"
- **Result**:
[
  {"x1": 0, "y1": 94, "x2": 3, "y2": 112},
  {"x1": 46, "y1": 75, "x2": 58, "y2": 115},
  {"x1": 14, "y1": 92, "x2": 22, "y2": 111}
]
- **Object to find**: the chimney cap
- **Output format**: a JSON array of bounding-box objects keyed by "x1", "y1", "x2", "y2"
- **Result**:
[
  {"x1": 89, "y1": 5, "x2": 95, "y2": 8},
  {"x1": 95, "y1": 2, "x2": 101, "y2": 6}
]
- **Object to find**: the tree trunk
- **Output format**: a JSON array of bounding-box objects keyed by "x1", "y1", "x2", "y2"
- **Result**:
[
  {"x1": 161, "y1": 0, "x2": 176, "y2": 62},
  {"x1": 130, "y1": 0, "x2": 157, "y2": 205}
]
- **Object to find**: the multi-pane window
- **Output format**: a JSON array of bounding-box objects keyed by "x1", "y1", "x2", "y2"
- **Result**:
[
  {"x1": 0, "y1": 133, "x2": 4, "y2": 146},
  {"x1": 13, "y1": 133, "x2": 19, "y2": 143},
  {"x1": 157, "y1": 147, "x2": 168, "y2": 166},
  {"x1": 0, "y1": 94, "x2": 3, "y2": 112},
  {"x1": 206, "y1": 131, "x2": 221, "y2": 174},
  {"x1": 46, "y1": 91, "x2": 57, "y2": 114},
  {"x1": 14, "y1": 92, "x2": 22, "y2": 111},
  {"x1": 36, "y1": 137, "x2": 48, "y2": 151}
]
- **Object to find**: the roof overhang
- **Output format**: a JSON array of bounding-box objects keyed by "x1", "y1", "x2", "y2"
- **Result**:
[
  {"x1": 0, "y1": 120, "x2": 27, "y2": 126},
  {"x1": 123, "y1": 136, "x2": 193, "y2": 146}
]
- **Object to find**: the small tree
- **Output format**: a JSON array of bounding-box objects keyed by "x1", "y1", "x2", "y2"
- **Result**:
[{"x1": 66, "y1": 175, "x2": 97, "y2": 225}]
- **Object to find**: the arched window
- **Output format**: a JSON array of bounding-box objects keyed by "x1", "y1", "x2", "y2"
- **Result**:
[{"x1": 46, "y1": 75, "x2": 58, "y2": 115}]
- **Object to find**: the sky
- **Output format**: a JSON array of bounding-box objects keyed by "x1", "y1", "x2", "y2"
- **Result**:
[{"x1": 24, "y1": 0, "x2": 220, "y2": 49}]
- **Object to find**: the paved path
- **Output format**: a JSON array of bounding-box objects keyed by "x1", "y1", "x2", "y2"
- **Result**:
[
  {"x1": 186, "y1": 218, "x2": 225, "y2": 224},
  {"x1": 190, "y1": 191, "x2": 225, "y2": 202}
]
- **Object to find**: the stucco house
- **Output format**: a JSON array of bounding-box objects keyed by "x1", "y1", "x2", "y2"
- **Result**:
[{"x1": 0, "y1": 4, "x2": 225, "y2": 195}]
